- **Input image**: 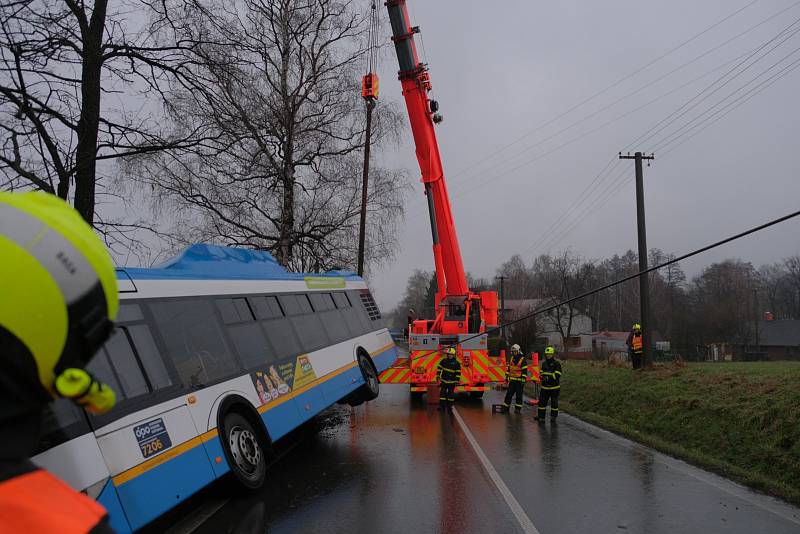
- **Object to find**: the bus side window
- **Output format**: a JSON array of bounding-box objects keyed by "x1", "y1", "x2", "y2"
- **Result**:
[
  {"x1": 338, "y1": 292, "x2": 366, "y2": 336},
  {"x1": 331, "y1": 292, "x2": 350, "y2": 309},
  {"x1": 308, "y1": 292, "x2": 334, "y2": 312},
  {"x1": 228, "y1": 322, "x2": 276, "y2": 370},
  {"x1": 290, "y1": 306, "x2": 329, "y2": 352},
  {"x1": 297, "y1": 294, "x2": 313, "y2": 314},
  {"x1": 260, "y1": 316, "x2": 301, "y2": 358},
  {"x1": 217, "y1": 297, "x2": 255, "y2": 324},
  {"x1": 278, "y1": 294, "x2": 302, "y2": 316},
  {"x1": 349, "y1": 290, "x2": 374, "y2": 332},
  {"x1": 35, "y1": 399, "x2": 91, "y2": 454},
  {"x1": 88, "y1": 329, "x2": 147, "y2": 400},
  {"x1": 150, "y1": 299, "x2": 240, "y2": 388},
  {"x1": 127, "y1": 324, "x2": 172, "y2": 390},
  {"x1": 319, "y1": 308, "x2": 349, "y2": 344},
  {"x1": 250, "y1": 296, "x2": 283, "y2": 320}
]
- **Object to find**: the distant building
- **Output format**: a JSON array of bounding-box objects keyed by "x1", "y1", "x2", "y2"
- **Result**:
[
  {"x1": 753, "y1": 319, "x2": 800, "y2": 361},
  {"x1": 591, "y1": 331, "x2": 630, "y2": 361},
  {"x1": 501, "y1": 298, "x2": 593, "y2": 358}
]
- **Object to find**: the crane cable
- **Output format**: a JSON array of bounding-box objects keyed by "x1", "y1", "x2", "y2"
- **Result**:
[{"x1": 366, "y1": 0, "x2": 379, "y2": 75}]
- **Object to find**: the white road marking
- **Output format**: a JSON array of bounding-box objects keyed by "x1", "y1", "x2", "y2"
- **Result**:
[
  {"x1": 164, "y1": 497, "x2": 230, "y2": 534},
  {"x1": 564, "y1": 414, "x2": 800, "y2": 526},
  {"x1": 453, "y1": 408, "x2": 541, "y2": 534}
]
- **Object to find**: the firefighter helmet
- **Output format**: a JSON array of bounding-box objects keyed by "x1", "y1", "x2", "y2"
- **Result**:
[
  {"x1": 544, "y1": 346, "x2": 556, "y2": 355},
  {"x1": 633, "y1": 323, "x2": 642, "y2": 331},
  {"x1": 445, "y1": 346, "x2": 457, "y2": 356},
  {"x1": 510, "y1": 343, "x2": 521, "y2": 353},
  {"x1": 0, "y1": 192, "x2": 118, "y2": 413}
]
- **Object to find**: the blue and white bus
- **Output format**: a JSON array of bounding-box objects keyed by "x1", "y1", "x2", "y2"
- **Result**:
[{"x1": 32, "y1": 244, "x2": 397, "y2": 533}]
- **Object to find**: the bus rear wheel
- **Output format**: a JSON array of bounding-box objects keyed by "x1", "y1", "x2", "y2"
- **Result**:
[
  {"x1": 348, "y1": 353, "x2": 379, "y2": 406},
  {"x1": 223, "y1": 412, "x2": 267, "y2": 490}
]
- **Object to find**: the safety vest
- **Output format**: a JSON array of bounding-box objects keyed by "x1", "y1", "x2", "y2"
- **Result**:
[
  {"x1": 0, "y1": 469, "x2": 110, "y2": 533},
  {"x1": 507, "y1": 355, "x2": 527, "y2": 382},
  {"x1": 631, "y1": 333, "x2": 643, "y2": 352}
]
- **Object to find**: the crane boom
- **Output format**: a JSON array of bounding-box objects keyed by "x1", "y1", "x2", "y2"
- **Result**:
[
  {"x1": 378, "y1": 0, "x2": 504, "y2": 400},
  {"x1": 386, "y1": 0, "x2": 468, "y2": 299}
]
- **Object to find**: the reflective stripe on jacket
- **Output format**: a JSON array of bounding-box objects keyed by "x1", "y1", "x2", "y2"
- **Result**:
[
  {"x1": 540, "y1": 358, "x2": 562, "y2": 390},
  {"x1": 437, "y1": 358, "x2": 461, "y2": 384},
  {"x1": 507, "y1": 355, "x2": 528, "y2": 382}
]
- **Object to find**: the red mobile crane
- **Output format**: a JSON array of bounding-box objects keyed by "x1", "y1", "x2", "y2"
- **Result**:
[{"x1": 378, "y1": 0, "x2": 505, "y2": 398}]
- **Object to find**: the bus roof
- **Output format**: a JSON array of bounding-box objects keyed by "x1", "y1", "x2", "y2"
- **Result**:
[{"x1": 116, "y1": 244, "x2": 361, "y2": 282}]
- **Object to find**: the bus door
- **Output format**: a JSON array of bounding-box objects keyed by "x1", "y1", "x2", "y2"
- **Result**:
[{"x1": 88, "y1": 319, "x2": 216, "y2": 531}]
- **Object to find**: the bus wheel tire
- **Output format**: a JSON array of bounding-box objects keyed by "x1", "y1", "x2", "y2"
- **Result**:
[
  {"x1": 223, "y1": 412, "x2": 267, "y2": 490},
  {"x1": 353, "y1": 353, "x2": 379, "y2": 404}
]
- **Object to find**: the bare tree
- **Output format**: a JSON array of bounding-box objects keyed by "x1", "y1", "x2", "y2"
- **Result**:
[
  {"x1": 0, "y1": 0, "x2": 209, "y2": 233},
  {"x1": 785, "y1": 256, "x2": 800, "y2": 318},
  {"x1": 537, "y1": 251, "x2": 593, "y2": 359},
  {"x1": 391, "y1": 269, "x2": 433, "y2": 328},
  {"x1": 124, "y1": 0, "x2": 407, "y2": 270}
]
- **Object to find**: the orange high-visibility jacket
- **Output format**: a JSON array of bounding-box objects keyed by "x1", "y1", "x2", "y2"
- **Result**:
[
  {"x1": 0, "y1": 468, "x2": 111, "y2": 533},
  {"x1": 507, "y1": 355, "x2": 528, "y2": 382},
  {"x1": 631, "y1": 333, "x2": 643, "y2": 353}
]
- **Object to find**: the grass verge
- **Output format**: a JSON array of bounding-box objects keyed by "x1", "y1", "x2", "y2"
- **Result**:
[{"x1": 527, "y1": 360, "x2": 800, "y2": 506}]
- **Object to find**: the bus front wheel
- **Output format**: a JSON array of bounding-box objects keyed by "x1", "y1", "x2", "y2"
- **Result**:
[{"x1": 223, "y1": 412, "x2": 267, "y2": 490}]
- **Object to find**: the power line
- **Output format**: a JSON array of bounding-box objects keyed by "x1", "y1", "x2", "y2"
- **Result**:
[
  {"x1": 521, "y1": 156, "x2": 619, "y2": 256},
  {"x1": 445, "y1": 33, "x2": 785, "y2": 206},
  {"x1": 533, "y1": 45, "x2": 800, "y2": 260},
  {"x1": 651, "y1": 44, "x2": 800, "y2": 153},
  {"x1": 404, "y1": 3, "x2": 800, "y2": 217},
  {"x1": 538, "y1": 165, "x2": 632, "y2": 255},
  {"x1": 627, "y1": 15, "x2": 800, "y2": 150},
  {"x1": 443, "y1": 0, "x2": 761, "y2": 183},
  {"x1": 459, "y1": 206, "x2": 800, "y2": 346},
  {"x1": 658, "y1": 55, "x2": 800, "y2": 158},
  {"x1": 520, "y1": 17, "x2": 800, "y2": 254},
  {"x1": 445, "y1": 0, "x2": 800, "y2": 195}
]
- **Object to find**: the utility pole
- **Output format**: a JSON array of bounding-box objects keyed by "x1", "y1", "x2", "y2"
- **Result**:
[
  {"x1": 357, "y1": 1, "x2": 379, "y2": 276},
  {"x1": 753, "y1": 287, "x2": 760, "y2": 356},
  {"x1": 620, "y1": 151, "x2": 654, "y2": 367},
  {"x1": 357, "y1": 97, "x2": 375, "y2": 276},
  {"x1": 496, "y1": 275, "x2": 506, "y2": 343}
]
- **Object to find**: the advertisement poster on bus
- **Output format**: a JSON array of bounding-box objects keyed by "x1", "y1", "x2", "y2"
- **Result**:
[{"x1": 251, "y1": 354, "x2": 317, "y2": 406}]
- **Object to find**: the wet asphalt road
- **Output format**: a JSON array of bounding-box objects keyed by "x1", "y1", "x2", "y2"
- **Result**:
[{"x1": 170, "y1": 385, "x2": 800, "y2": 534}]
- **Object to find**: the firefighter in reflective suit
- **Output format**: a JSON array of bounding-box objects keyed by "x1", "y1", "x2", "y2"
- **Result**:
[
  {"x1": 437, "y1": 347, "x2": 461, "y2": 410},
  {"x1": 536, "y1": 346, "x2": 562, "y2": 423},
  {"x1": 502, "y1": 344, "x2": 527, "y2": 413},
  {"x1": 0, "y1": 192, "x2": 119, "y2": 533}
]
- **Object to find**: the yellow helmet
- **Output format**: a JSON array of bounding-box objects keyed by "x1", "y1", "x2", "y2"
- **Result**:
[
  {"x1": 445, "y1": 346, "x2": 457, "y2": 356},
  {"x1": 0, "y1": 192, "x2": 118, "y2": 413},
  {"x1": 544, "y1": 346, "x2": 555, "y2": 355},
  {"x1": 633, "y1": 323, "x2": 641, "y2": 331}
]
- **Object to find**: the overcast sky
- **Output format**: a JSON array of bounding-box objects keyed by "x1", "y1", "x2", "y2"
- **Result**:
[{"x1": 367, "y1": 0, "x2": 800, "y2": 312}]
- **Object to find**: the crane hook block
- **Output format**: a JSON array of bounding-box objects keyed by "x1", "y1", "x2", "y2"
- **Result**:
[{"x1": 362, "y1": 73, "x2": 379, "y2": 100}]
